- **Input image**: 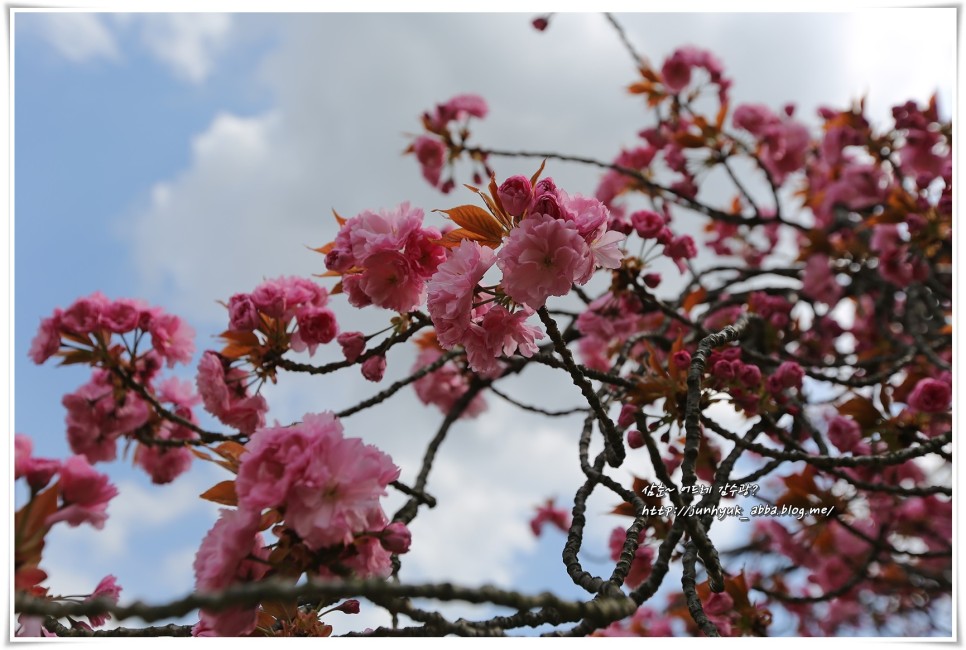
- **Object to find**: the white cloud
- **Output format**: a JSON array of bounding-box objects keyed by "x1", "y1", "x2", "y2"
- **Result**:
[
  {"x1": 139, "y1": 13, "x2": 233, "y2": 84},
  {"x1": 33, "y1": 13, "x2": 120, "y2": 63}
]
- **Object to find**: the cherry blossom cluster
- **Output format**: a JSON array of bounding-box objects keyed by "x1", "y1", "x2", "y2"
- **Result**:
[
  {"x1": 29, "y1": 293, "x2": 200, "y2": 484},
  {"x1": 192, "y1": 412, "x2": 410, "y2": 636},
  {"x1": 15, "y1": 435, "x2": 122, "y2": 635},
  {"x1": 411, "y1": 342, "x2": 487, "y2": 418},
  {"x1": 324, "y1": 203, "x2": 446, "y2": 313},
  {"x1": 410, "y1": 94, "x2": 490, "y2": 192}
]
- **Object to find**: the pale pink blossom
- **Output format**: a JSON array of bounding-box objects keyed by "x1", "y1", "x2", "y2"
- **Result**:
[
  {"x1": 497, "y1": 214, "x2": 592, "y2": 309},
  {"x1": 227, "y1": 293, "x2": 260, "y2": 331},
  {"x1": 45, "y1": 455, "x2": 118, "y2": 529},
  {"x1": 193, "y1": 508, "x2": 269, "y2": 637},
  {"x1": 85, "y1": 575, "x2": 122, "y2": 628},
  {"x1": 237, "y1": 412, "x2": 400, "y2": 550},
  {"x1": 361, "y1": 354, "x2": 387, "y2": 382},
  {"x1": 462, "y1": 305, "x2": 543, "y2": 375},
  {"x1": 497, "y1": 175, "x2": 533, "y2": 217},
  {"x1": 802, "y1": 254, "x2": 843, "y2": 306},
  {"x1": 101, "y1": 298, "x2": 144, "y2": 333},
  {"x1": 351, "y1": 251, "x2": 424, "y2": 312},
  {"x1": 426, "y1": 240, "x2": 496, "y2": 348},
  {"x1": 196, "y1": 352, "x2": 267, "y2": 434},
  {"x1": 15, "y1": 434, "x2": 60, "y2": 491},
  {"x1": 146, "y1": 313, "x2": 195, "y2": 368},
  {"x1": 412, "y1": 348, "x2": 488, "y2": 418},
  {"x1": 291, "y1": 306, "x2": 338, "y2": 355},
  {"x1": 61, "y1": 292, "x2": 109, "y2": 334},
  {"x1": 29, "y1": 312, "x2": 63, "y2": 364},
  {"x1": 337, "y1": 331, "x2": 366, "y2": 363},
  {"x1": 63, "y1": 371, "x2": 150, "y2": 463},
  {"x1": 530, "y1": 499, "x2": 571, "y2": 536},
  {"x1": 380, "y1": 522, "x2": 412, "y2": 553},
  {"x1": 412, "y1": 135, "x2": 446, "y2": 187}
]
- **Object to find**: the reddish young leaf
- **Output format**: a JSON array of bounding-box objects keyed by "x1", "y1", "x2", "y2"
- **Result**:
[
  {"x1": 199, "y1": 480, "x2": 239, "y2": 507},
  {"x1": 435, "y1": 205, "x2": 505, "y2": 242}
]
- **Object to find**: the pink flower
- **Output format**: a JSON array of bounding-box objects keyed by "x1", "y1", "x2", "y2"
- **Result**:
[
  {"x1": 196, "y1": 352, "x2": 267, "y2": 434},
  {"x1": 733, "y1": 103, "x2": 777, "y2": 137},
  {"x1": 530, "y1": 499, "x2": 571, "y2": 536},
  {"x1": 101, "y1": 299, "x2": 143, "y2": 333},
  {"x1": 462, "y1": 306, "x2": 543, "y2": 375},
  {"x1": 497, "y1": 214, "x2": 592, "y2": 309},
  {"x1": 63, "y1": 371, "x2": 150, "y2": 463},
  {"x1": 61, "y1": 293, "x2": 108, "y2": 335},
  {"x1": 337, "y1": 331, "x2": 366, "y2": 363},
  {"x1": 773, "y1": 361, "x2": 804, "y2": 390},
  {"x1": 146, "y1": 313, "x2": 195, "y2": 368},
  {"x1": 412, "y1": 135, "x2": 446, "y2": 187},
  {"x1": 193, "y1": 508, "x2": 269, "y2": 637},
  {"x1": 443, "y1": 94, "x2": 488, "y2": 120},
  {"x1": 85, "y1": 575, "x2": 122, "y2": 628},
  {"x1": 827, "y1": 415, "x2": 862, "y2": 453},
  {"x1": 498, "y1": 175, "x2": 534, "y2": 217},
  {"x1": 46, "y1": 455, "x2": 118, "y2": 529},
  {"x1": 227, "y1": 294, "x2": 261, "y2": 331},
  {"x1": 292, "y1": 306, "x2": 338, "y2": 355},
  {"x1": 352, "y1": 251, "x2": 424, "y2": 312},
  {"x1": 760, "y1": 119, "x2": 810, "y2": 185},
  {"x1": 626, "y1": 430, "x2": 645, "y2": 449},
  {"x1": 617, "y1": 404, "x2": 639, "y2": 428},
  {"x1": 802, "y1": 255, "x2": 842, "y2": 306},
  {"x1": 238, "y1": 412, "x2": 400, "y2": 550},
  {"x1": 661, "y1": 49, "x2": 693, "y2": 92},
  {"x1": 380, "y1": 521, "x2": 412, "y2": 553},
  {"x1": 341, "y1": 203, "x2": 425, "y2": 263},
  {"x1": 426, "y1": 240, "x2": 496, "y2": 348},
  {"x1": 907, "y1": 378, "x2": 951, "y2": 413},
  {"x1": 631, "y1": 210, "x2": 666, "y2": 239},
  {"x1": 412, "y1": 347, "x2": 488, "y2": 418},
  {"x1": 29, "y1": 312, "x2": 63, "y2": 364},
  {"x1": 665, "y1": 234, "x2": 697, "y2": 268},
  {"x1": 15, "y1": 434, "x2": 61, "y2": 491},
  {"x1": 361, "y1": 354, "x2": 387, "y2": 382}
]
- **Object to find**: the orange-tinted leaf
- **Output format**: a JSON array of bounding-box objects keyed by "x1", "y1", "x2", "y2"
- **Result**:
[
  {"x1": 433, "y1": 228, "x2": 502, "y2": 250},
  {"x1": 674, "y1": 132, "x2": 706, "y2": 149},
  {"x1": 332, "y1": 208, "x2": 346, "y2": 227},
  {"x1": 682, "y1": 287, "x2": 707, "y2": 314},
  {"x1": 435, "y1": 205, "x2": 505, "y2": 241},
  {"x1": 715, "y1": 102, "x2": 729, "y2": 131},
  {"x1": 330, "y1": 281, "x2": 343, "y2": 295},
  {"x1": 311, "y1": 242, "x2": 336, "y2": 255},
  {"x1": 200, "y1": 480, "x2": 238, "y2": 506},
  {"x1": 628, "y1": 80, "x2": 654, "y2": 95},
  {"x1": 529, "y1": 159, "x2": 547, "y2": 187},
  {"x1": 214, "y1": 441, "x2": 248, "y2": 463}
]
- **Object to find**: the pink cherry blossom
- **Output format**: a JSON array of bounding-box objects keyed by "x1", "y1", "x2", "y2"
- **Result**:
[
  {"x1": 15, "y1": 434, "x2": 61, "y2": 491},
  {"x1": 29, "y1": 312, "x2": 63, "y2": 364},
  {"x1": 361, "y1": 354, "x2": 387, "y2": 382},
  {"x1": 195, "y1": 351, "x2": 267, "y2": 434},
  {"x1": 462, "y1": 305, "x2": 543, "y2": 375},
  {"x1": 237, "y1": 412, "x2": 400, "y2": 550},
  {"x1": 412, "y1": 347, "x2": 488, "y2": 418},
  {"x1": 337, "y1": 331, "x2": 366, "y2": 363},
  {"x1": 291, "y1": 306, "x2": 338, "y2": 355},
  {"x1": 497, "y1": 213, "x2": 592, "y2": 309},
  {"x1": 802, "y1": 255, "x2": 843, "y2": 306},
  {"x1": 827, "y1": 415, "x2": 862, "y2": 453},
  {"x1": 497, "y1": 175, "x2": 533, "y2": 217},
  {"x1": 380, "y1": 521, "x2": 412, "y2": 554},
  {"x1": 907, "y1": 378, "x2": 951, "y2": 413},
  {"x1": 412, "y1": 135, "x2": 446, "y2": 187},
  {"x1": 193, "y1": 507, "x2": 269, "y2": 637},
  {"x1": 85, "y1": 575, "x2": 122, "y2": 628},
  {"x1": 45, "y1": 455, "x2": 118, "y2": 529},
  {"x1": 426, "y1": 239, "x2": 496, "y2": 348},
  {"x1": 530, "y1": 499, "x2": 571, "y2": 536}
]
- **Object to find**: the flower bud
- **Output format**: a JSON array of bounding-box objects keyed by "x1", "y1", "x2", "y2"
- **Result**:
[{"x1": 380, "y1": 522, "x2": 412, "y2": 554}]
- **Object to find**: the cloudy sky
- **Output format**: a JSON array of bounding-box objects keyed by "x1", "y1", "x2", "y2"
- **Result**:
[{"x1": 11, "y1": 7, "x2": 955, "y2": 636}]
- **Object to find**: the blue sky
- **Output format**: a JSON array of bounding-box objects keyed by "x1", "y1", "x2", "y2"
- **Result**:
[{"x1": 10, "y1": 8, "x2": 956, "y2": 636}]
